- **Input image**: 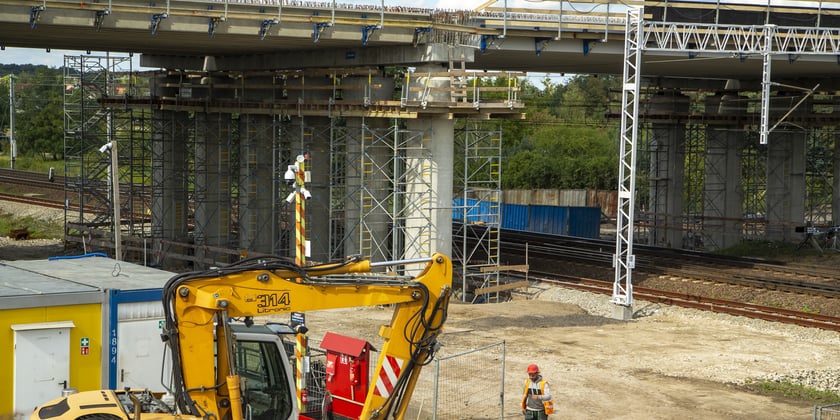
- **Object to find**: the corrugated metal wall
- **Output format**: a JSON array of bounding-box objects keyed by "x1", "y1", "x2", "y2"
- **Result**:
[
  {"x1": 503, "y1": 189, "x2": 617, "y2": 218},
  {"x1": 455, "y1": 199, "x2": 603, "y2": 238}
]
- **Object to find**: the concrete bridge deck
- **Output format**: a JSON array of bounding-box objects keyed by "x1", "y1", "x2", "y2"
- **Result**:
[{"x1": 2, "y1": 0, "x2": 840, "y2": 82}]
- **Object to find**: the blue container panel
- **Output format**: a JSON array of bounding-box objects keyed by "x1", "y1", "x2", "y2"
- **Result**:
[
  {"x1": 528, "y1": 205, "x2": 568, "y2": 235},
  {"x1": 501, "y1": 203, "x2": 528, "y2": 231},
  {"x1": 453, "y1": 198, "x2": 501, "y2": 225},
  {"x1": 568, "y1": 206, "x2": 601, "y2": 239}
]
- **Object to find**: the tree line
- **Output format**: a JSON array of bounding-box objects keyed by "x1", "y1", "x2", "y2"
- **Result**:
[{"x1": 0, "y1": 64, "x2": 620, "y2": 190}]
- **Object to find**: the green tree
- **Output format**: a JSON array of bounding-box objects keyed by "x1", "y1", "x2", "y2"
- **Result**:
[
  {"x1": 557, "y1": 74, "x2": 618, "y2": 124},
  {"x1": 502, "y1": 124, "x2": 617, "y2": 190},
  {"x1": 15, "y1": 67, "x2": 64, "y2": 160}
]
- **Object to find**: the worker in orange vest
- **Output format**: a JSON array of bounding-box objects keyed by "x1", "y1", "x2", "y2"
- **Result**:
[{"x1": 521, "y1": 364, "x2": 554, "y2": 419}]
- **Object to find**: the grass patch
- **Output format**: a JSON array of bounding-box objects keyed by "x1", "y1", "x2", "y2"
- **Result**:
[
  {"x1": 0, "y1": 155, "x2": 64, "y2": 175},
  {"x1": 0, "y1": 211, "x2": 64, "y2": 240},
  {"x1": 745, "y1": 379, "x2": 840, "y2": 405},
  {"x1": 715, "y1": 240, "x2": 824, "y2": 261}
]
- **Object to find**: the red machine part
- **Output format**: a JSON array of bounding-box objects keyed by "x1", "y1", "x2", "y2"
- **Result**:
[{"x1": 319, "y1": 332, "x2": 376, "y2": 419}]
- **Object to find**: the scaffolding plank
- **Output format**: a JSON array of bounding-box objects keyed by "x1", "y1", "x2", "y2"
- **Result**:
[
  {"x1": 479, "y1": 264, "x2": 530, "y2": 273},
  {"x1": 475, "y1": 280, "x2": 530, "y2": 295}
]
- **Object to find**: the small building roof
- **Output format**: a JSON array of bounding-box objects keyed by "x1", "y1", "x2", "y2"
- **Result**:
[{"x1": 0, "y1": 255, "x2": 176, "y2": 309}]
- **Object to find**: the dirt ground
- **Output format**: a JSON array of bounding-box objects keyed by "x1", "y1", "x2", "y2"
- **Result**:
[{"x1": 298, "y1": 289, "x2": 840, "y2": 420}]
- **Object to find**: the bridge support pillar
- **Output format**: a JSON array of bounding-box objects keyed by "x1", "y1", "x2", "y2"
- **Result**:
[
  {"x1": 303, "y1": 116, "x2": 333, "y2": 263},
  {"x1": 647, "y1": 91, "x2": 688, "y2": 249},
  {"x1": 405, "y1": 117, "x2": 454, "y2": 264},
  {"x1": 150, "y1": 72, "x2": 192, "y2": 267},
  {"x1": 239, "y1": 114, "x2": 276, "y2": 254},
  {"x1": 193, "y1": 112, "x2": 234, "y2": 266},
  {"x1": 765, "y1": 95, "x2": 808, "y2": 242},
  {"x1": 834, "y1": 128, "x2": 840, "y2": 227},
  {"x1": 703, "y1": 93, "x2": 745, "y2": 250}
]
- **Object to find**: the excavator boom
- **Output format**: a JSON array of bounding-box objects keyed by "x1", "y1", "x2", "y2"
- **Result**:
[{"x1": 163, "y1": 253, "x2": 452, "y2": 420}]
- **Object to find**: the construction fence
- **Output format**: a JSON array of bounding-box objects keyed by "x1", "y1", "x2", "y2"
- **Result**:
[
  {"x1": 296, "y1": 339, "x2": 507, "y2": 419},
  {"x1": 407, "y1": 341, "x2": 507, "y2": 420},
  {"x1": 815, "y1": 404, "x2": 840, "y2": 420}
]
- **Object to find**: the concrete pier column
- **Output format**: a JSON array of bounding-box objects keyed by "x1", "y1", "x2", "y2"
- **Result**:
[
  {"x1": 361, "y1": 117, "x2": 394, "y2": 262},
  {"x1": 647, "y1": 91, "x2": 688, "y2": 248},
  {"x1": 765, "y1": 96, "x2": 808, "y2": 242},
  {"x1": 406, "y1": 118, "x2": 454, "y2": 261},
  {"x1": 275, "y1": 73, "x2": 335, "y2": 262},
  {"x1": 343, "y1": 125, "x2": 362, "y2": 259},
  {"x1": 193, "y1": 112, "x2": 233, "y2": 263},
  {"x1": 306, "y1": 116, "x2": 333, "y2": 263},
  {"x1": 765, "y1": 134, "x2": 806, "y2": 242},
  {"x1": 339, "y1": 73, "x2": 399, "y2": 262},
  {"x1": 239, "y1": 113, "x2": 276, "y2": 254},
  {"x1": 403, "y1": 63, "x2": 454, "y2": 264},
  {"x1": 150, "y1": 73, "x2": 191, "y2": 266},
  {"x1": 834, "y1": 129, "x2": 840, "y2": 227},
  {"x1": 703, "y1": 93, "x2": 745, "y2": 250}
]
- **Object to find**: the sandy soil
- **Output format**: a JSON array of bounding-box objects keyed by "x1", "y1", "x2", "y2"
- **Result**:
[{"x1": 298, "y1": 290, "x2": 840, "y2": 420}]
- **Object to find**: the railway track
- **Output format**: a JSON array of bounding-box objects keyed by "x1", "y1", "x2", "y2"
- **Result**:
[
  {"x1": 0, "y1": 167, "x2": 65, "y2": 190},
  {"x1": 459, "y1": 224, "x2": 840, "y2": 329},
  {"x1": 4, "y1": 170, "x2": 840, "y2": 330},
  {"x1": 516, "y1": 271, "x2": 840, "y2": 332},
  {"x1": 0, "y1": 192, "x2": 67, "y2": 210},
  {"x1": 493, "y1": 228, "x2": 840, "y2": 299}
]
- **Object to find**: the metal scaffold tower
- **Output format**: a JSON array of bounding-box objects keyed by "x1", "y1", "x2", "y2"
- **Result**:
[
  {"x1": 238, "y1": 114, "x2": 282, "y2": 254},
  {"x1": 329, "y1": 120, "x2": 361, "y2": 260},
  {"x1": 452, "y1": 121, "x2": 502, "y2": 303},
  {"x1": 277, "y1": 117, "x2": 313, "y2": 258},
  {"x1": 805, "y1": 128, "x2": 835, "y2": 226},
  {"x1": 150, "y1": 109, "x2": 192, "y2": 262},
  {"x1": 330, "y1": 119, "x2": 433, "y2": 263},
  {"x1": 63, "y1": 54, "x2": 150, "y2": 259}
]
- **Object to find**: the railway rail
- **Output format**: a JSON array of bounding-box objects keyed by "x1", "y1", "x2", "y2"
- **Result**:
[
  {"x1": 520, "y1": 271, "x2": 840, "y2": 332},
  {"x1": 0, "y1": 192, "x2": 68, "y2": 210},
  {"x1": 0, "y1": 167, "x2": 64, "y2": 190},
  {"x1": 460, "y1": 224, "x2": 840, "y2": 329},
  {"x1": 494, "y1": 228, "x2": 840, "y2": 299}
]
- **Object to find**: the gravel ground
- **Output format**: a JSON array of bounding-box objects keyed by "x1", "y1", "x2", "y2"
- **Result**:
[
  {"x1": 539, "y1": 286, "x2": 840, "y2": 395},
  {"x1": 0, "y1": 201, "x2": 65, "y2": 260}
]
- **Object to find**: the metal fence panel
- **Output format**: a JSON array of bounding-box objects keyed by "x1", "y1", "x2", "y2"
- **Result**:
[
  {"x1": 405, "y1": 341, "x2": 506, "y2": 419},
  {"x1": 815, "y1": 404, "x2": 840, "y2": 420}
]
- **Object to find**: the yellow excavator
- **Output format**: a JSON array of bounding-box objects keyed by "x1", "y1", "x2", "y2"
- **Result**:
[{"x1": 30, "y1": 253, "x2": 452, "y2": 420}]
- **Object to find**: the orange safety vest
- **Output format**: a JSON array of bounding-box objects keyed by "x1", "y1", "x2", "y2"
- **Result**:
[{"x1": 521, "y1": 378, "x2": 555, "y2": 415}]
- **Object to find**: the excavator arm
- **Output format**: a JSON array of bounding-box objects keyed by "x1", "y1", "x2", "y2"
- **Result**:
[{"x1": 162, "y1": 253, "x2": 452, "y2": 420}]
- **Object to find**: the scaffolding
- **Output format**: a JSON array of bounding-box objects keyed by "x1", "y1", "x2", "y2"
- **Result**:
[
  {"x1": 330, "y1": 119, "x2": 434, "y2": 263},
  {"x1": 452, "y1": 121, "x2": 502, "y2": 303},
  {"x1": 63, "y1": 54, "x2": 151, "y2": 259},
  {"x1": 69, "y1": 62, "x2": 521, "y2": 269}
]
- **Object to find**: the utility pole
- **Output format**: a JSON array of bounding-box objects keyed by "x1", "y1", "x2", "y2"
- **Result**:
[{"x1": 8, "y1": 74, "x2": 15, "y2": 170}]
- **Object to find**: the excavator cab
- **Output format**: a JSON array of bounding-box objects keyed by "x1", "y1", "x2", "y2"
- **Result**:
[{"x1": 231, "y1": 324, "x2": 298, "y2": 420}]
